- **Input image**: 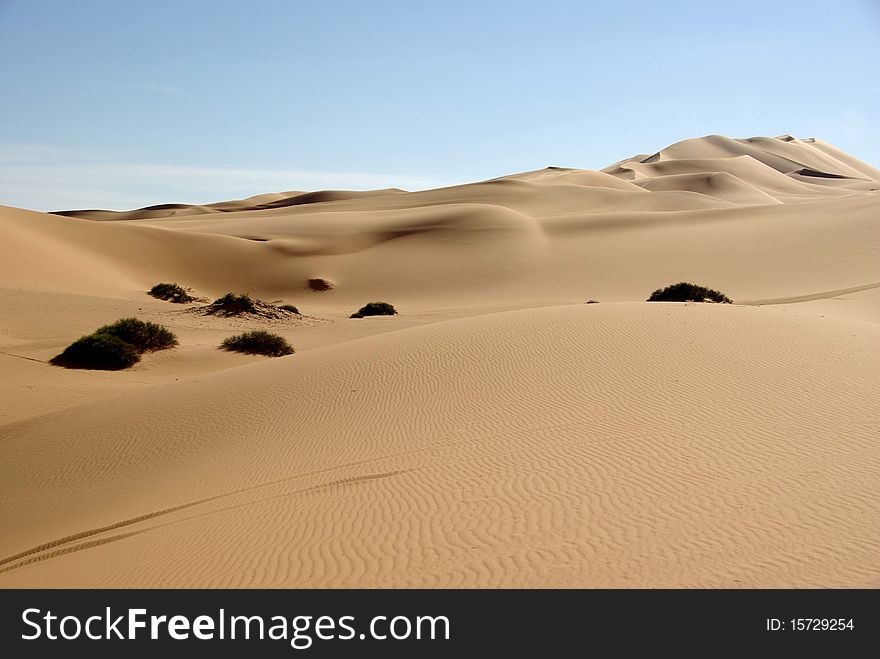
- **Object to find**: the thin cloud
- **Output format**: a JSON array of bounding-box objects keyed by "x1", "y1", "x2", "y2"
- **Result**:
[{"x1": 0, "y1": 145, "x2": 459, "y2": 211}]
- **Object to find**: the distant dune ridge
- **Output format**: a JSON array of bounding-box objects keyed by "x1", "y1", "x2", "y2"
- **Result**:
[
  {"x1": 2, "y1": 133, "x2": 877, "y2": 307},
  {"x1": 1, "y1": 134, "x2": 879, "y2": 587}
]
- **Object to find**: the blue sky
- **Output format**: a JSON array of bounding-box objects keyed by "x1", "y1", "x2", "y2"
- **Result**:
[{"x1": 1, "y1": 0, "x2": 878, "y2": 210}]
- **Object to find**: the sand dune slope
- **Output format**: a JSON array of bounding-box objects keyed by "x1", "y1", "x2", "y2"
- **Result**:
[
  {"x1": 608, "y1": 133, "x2": 876, "y2": 180},
  {"x1": 2, "y1": 134, "x2": 877, "y2": 303},
  {"x1": 4, "y1": 138, "x2": 878, "y2": 309},
  {"x1": 0, "y1": 303, "x2": 877, "y2": 588},
  {"x1": 634, "y1": 171, "x2": 782, "y2": 206},
  {"x1": 603, "y1": 134, "x2": 879, "y2": 201},
  {"x1": 54, "y1": 189, "x2": 409, "y2": 221},
  {"x1": 808, "y1": 138, "x2": 880, "y2": 179}
]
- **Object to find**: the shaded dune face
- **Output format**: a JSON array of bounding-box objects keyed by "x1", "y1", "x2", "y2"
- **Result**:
[{"x1": 635, "y1": 172, "x2": 782, "y2": 206}]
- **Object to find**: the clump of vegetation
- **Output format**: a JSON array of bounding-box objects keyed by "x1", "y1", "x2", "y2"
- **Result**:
[
  {"x1": 200, "y1": 293, "x2": 298, "y2": 319},
  {"x1": 307, "y1": 278, "x2": 335, "y2": 291},
  {"x1": 148, "y1": 282, "x2": 194, "y2": 303},
  {"x1": 206, "y1": 293, "x2": 259, "y2": 316},
  {"x1": 585, "y1": 299, "x2": 599, "y2": 304},
  {"x1": 50, "y1": 318, "x2": 178, "y2": 370},
  {"x1": 350, "y1": 301, "x2": 398, "y2": 318},
  {"x1": 220, "y1": 330, "x2": 294, "y2": 357},
  {"x1": 50, "y1": 333, "x2": 142, "y2": 370},
  {"x1": 95, "y1": 317, "x2": 179, "y2": 352},
  {"x1": 647, "y1": 282, "x2": 732, "y2": 304}
]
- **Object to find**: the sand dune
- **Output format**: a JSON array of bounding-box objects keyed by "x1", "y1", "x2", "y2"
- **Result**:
[
  {"x1": 603, "y1": 134, "x2": 879, "y2": 201},
  {"x1": 634, "y1": 171, "x2": 782, "y2": 206},
  {"x1": 1, "y1": 134, "x2": 878, "y2": 587},
  {"x1": 4, "y1": 136, "x2": 877, "y2": 306},
  {"x1": 0, "y1": 304, "x2": 877, "y2": 587},
  {"x1": 608, "y1": 155, "x2": 858, "y2": 200},
  {"x1": 808, "y1": 138, "x2": 880, "y2": 179},
  {"x1": 612, "y1": 133, "x2": 873, "y2": 180},
  {"x1": 55, "y1": 189, "x2": 412, "y2": 221},
  {"x1": 53, "y1": 191, "x2": 303, "y2": 221}
]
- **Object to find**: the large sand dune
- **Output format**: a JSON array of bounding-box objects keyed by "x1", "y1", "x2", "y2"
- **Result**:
[{"x1": 1, "y1": 134, "x2": 878, "y2": 587}]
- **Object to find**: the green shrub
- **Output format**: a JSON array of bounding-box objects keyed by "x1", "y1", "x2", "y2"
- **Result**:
[
  {"x1": 148, "y1": 282, "x2": 194, "y2": 303},
  {"x1": 51, "y1": 318, "x2": 177, "y2": 370},
  {"x1": 50, "y1": 333, "x2": 141, "y2": 370},
  {"x1": 351, "y1": 301, "x2": 397, "y2": 318},
  {"x1": 95, "y1": 317, "x2": 179, "y2": 352},
  {"x1": 647, "y1": 282, "x2": 732, "y2": 304},
  {"x1": 278, "y1": 304, "x2": 300, "y2": 314},
  {"x1": 208, "y1": 293, "x2": 259, "y2": 315},
  {"x1": 220, "y1": 331, "x2": 295, "y2": 357}
]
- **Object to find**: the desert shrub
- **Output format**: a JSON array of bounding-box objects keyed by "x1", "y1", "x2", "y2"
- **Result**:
[
  {"x1": 50, "y1": 333, "x2": 141, "y2": 370},
  {"x1": 220, "y1": 330, "x2": 294, "y2": 357},
  {"x1": 51, "y1": 318, "x2": 176, "y2": 370},
  {"x1": 585, "y1": 299, "x2": 599, "y2": 304},
  {"x1": 307, "y1": 278, "x2": 335, "y2": 291},
  {"x1": 647, "y1": 282, "x2": 732, "y2": 304},
  {"x1": 209, "y1": 293, "x2": 259, "y2": 315},
  {"x1": 202, "y1": 293, "x2": 292, "y2": 318},
  {"x1": 351, "y1": 301, "x2": 397, "y2": 318},
  {"x1": 148, "y1": 282, "x2": 194, "y2": 303},
  {"x1": 95, "y1": 317, "x2": 179, "y2": 352}
]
